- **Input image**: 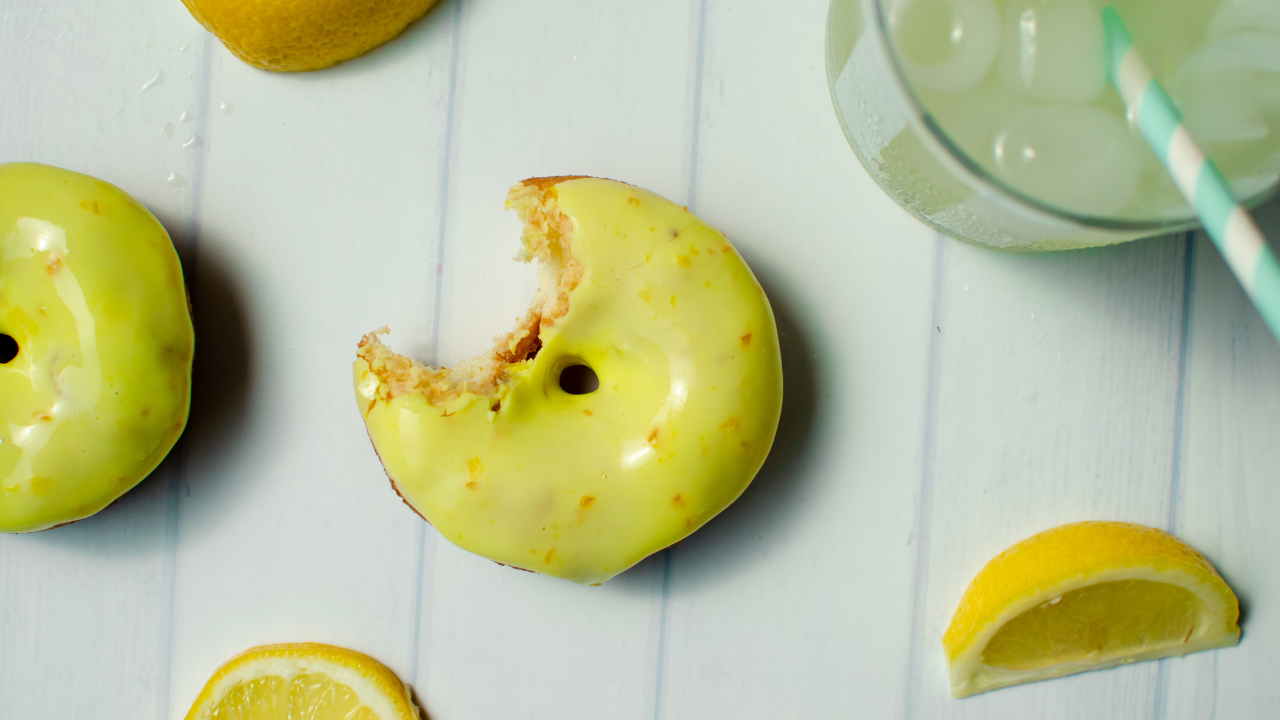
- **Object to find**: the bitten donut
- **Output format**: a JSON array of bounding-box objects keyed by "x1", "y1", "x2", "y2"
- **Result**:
[
  {"x1": 354, "y1": 177, "x2": 783, "y2": 584},
  {"x1": 0, "y1": 163, "x2": 194, "y2": 533}
]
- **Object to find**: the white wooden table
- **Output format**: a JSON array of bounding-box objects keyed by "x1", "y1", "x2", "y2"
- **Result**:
[{"x1": 3, "y1": 1, "x2": 1278, "y2": 718}]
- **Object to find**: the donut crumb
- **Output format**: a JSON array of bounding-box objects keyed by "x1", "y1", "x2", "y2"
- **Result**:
[{"x1": 358, "y1": 178, "x2": 583, "y2": 405}]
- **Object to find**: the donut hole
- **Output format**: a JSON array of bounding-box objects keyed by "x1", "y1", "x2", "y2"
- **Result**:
[
  {"x1": 0, "y1": 334, "x2": 17, "y2": 364},
  {"x1": 558, "y1": 363, "x2": 599, "y2": 395}
]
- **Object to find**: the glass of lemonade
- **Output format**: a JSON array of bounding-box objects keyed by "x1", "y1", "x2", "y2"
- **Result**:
[{"x1": 826, "y1": 0, "x2": 1280, "y2": 250}]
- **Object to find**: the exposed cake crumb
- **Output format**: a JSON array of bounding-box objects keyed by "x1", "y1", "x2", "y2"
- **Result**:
[{"x1": 358, "y1": 178, "x2": 584, "y2": 405}]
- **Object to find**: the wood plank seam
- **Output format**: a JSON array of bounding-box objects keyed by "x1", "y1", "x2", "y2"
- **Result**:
[
  {"x1": 159, "y1": 31, "x2": 217, "y2": 720},
  {"x1": 902, "y1": 233, "x2": 947, "y2": 719},
  {"x1": 412, "y1": 0, "x2": 467, "y2": 699},
  {"x1": 652, "y1": 1, "x2": 712, "y2": 718}
]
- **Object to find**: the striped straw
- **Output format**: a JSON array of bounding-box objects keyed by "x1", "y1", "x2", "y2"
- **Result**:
[{"x1": 1103, "y1": 7, "x2": 1280, "y2": 340}]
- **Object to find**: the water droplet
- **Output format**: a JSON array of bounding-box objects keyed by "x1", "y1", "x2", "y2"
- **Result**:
[
  {"x1": 143, "y1": 38, "x2": 155, "y2": 48},
  {"x1": 162, "y1": 122, "x2": 175, "y2": 138},
  {"x1": 182, "y1": 135, "x2": 203, "y2": 149},
  {"x1": 179, "y1": 43, "x2": 191, "y2": 52},
  {"x1": 1049, "y1": 596, "x2": 1062, "y2": 605},
  {"x1": 140, "y1": 70, "x2": 164, "y2": 94},
  {"x1": 179, "y1": 111, "x2": 191, "y2": 124},
  {"x1": 219, "y1": 101, "x2": 235, "y2": 115},
  {"x1": 166, "y1": 172, "x2": 187, "y2": 188}
]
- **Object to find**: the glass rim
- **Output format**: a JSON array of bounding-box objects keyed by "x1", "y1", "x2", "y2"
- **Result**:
[{"x1": 853, "y1": 0, "x2": 1277, "y2": 232}]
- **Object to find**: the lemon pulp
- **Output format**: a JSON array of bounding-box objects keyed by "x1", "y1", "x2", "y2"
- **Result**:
[
  {"x1": 981, "y1": 579, "x2": 1203, "y2": 671},
  {"x1": 185, "y1": 643, "x2": 418, "y2": 720},
  {"x1": 944, "y1": 521, "x2": 1240, "y2": 698},
  {"x1": 209, "y1": 674, "x2": 379, "y2": 720}
]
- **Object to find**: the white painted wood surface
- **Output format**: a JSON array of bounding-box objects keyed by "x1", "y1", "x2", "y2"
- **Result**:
[{"x1": 1, "y1": 0, "x2": 1278, "y2": 718}]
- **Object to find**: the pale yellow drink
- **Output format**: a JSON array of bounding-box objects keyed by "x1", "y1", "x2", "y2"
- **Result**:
[{"x1": 826, "y1": 0, "x2": 1280, "y2": 248}]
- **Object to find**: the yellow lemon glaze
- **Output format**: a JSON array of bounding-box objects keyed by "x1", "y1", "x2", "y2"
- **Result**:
[
  {"x1": 0, "y1": 163, "x2": 193, "y2": 533},
  {"x1": 355, "y1": 178, "x2": 783, "y2": 584}
]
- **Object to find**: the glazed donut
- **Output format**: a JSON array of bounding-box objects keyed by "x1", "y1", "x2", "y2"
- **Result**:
[
  {"x1": 0, "y1": 163, "x2": 193, "y2": 532},
  {"x1": 354, "y1": 177, "x2": 783, "y2": 584}
]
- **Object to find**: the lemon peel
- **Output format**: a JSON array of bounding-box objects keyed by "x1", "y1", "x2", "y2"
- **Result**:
[
  {"x1": 181, "y1": 0, "x2": 440, "y2": 72},
  {"x1": 184, "y1": 643, "x2": 419, "y2": 720},
  {"x1": 944, "y1": 521, "x2": 1240, "y2": 698}
]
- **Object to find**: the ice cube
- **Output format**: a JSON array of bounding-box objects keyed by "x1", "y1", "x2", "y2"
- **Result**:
[
  {"x1": 997, "y1": 0, "x2": 1106, "y2": 102},
  {"x1": 991, "y1": 104, "x2": 1142, "y2": 216},
  {"x1": 1175, "y1": 35, "x2": 1278, "y2": 96},
  {"x1": 1191, "y1": 33, "x2": 1280, "y2": 76},
  {"x1": 1231, "y1": 171, "x2": 1280, "y2": 202},
  {"x1": 1172, "y1": 33, "x2": 1279, "y2": 143},
  {"x1": 1260, "y1": 76, "x2": 1280, "y2": 111},
  {"x1": 919, "y1": 77, "x2": 1031, "y2": 159},
  {"x1": 1209, "y1": 0, "x2": 1280, "y2": 44},
  {"x1": 888, "y1": 0, "x2": 1001, "y2": 91},
  {"x1": 1181, "y1": 88, "x2": 1269, "y2": 143}
]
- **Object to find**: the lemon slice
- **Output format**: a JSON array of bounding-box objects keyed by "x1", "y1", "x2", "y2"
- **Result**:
[
  {"x1": 944, "y1": 521, "x2": 1240, "y2": 698},
  {"x1": 184, "y1": 643, "x2": 419, "y2": 720}
]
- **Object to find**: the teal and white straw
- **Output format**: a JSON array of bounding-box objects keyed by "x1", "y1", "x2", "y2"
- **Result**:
[{"x1": 1103, "y1": 7, "x2": 1280, "y2": 339}]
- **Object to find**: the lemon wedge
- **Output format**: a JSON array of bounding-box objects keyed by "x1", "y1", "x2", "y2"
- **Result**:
[
  {"x1": 184, "y1": 643, "x2": 419, "y2": 720},
  {"x1": 944, "y1": 521, "x2": 1240, "y2": 698}
]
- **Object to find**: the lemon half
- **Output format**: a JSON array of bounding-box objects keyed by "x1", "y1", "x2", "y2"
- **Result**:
[
  {"x1": 944, "y1": 521, "x2": 1240, "y2": 698},
  {"x1": 181, "y1": 0, "x2": 440, "y2": 72},
  {"x1": 184, "y1": 643, "x2": 419, "y2": 720}
]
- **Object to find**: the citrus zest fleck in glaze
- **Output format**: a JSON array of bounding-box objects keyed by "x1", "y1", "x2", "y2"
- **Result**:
[
  {"x1": 0, "y1": 163, "x2": 193, "y2": 532},
  {"x1": 354, "y1": 177, "x2": 783, "y2": 584}
]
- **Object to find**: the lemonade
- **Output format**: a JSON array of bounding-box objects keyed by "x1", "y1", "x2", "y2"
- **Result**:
[{"x1": 826, "y1": 0, "x2": 1280, "y2": 249}]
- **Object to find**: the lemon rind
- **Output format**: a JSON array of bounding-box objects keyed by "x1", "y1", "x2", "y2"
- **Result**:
[
  {"x1": 953, "y1": 629, "x2": 1238, "y2": 698},
  {"x1": 184, "y1": 643, "x2": 418, "y2": 720}
]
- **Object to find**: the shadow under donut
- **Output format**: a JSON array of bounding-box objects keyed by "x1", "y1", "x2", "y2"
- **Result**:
[
  {"x1": 184, "y1": 245, "x2": 254, "y2": 470},
  {"x1": 21, "y1": 225, "x2": 253, "y2": 555}
]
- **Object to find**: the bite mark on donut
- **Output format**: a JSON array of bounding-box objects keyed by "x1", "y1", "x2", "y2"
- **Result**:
[{"x1": 357, "y1": 178, "x2": 586, "y2": 406}]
